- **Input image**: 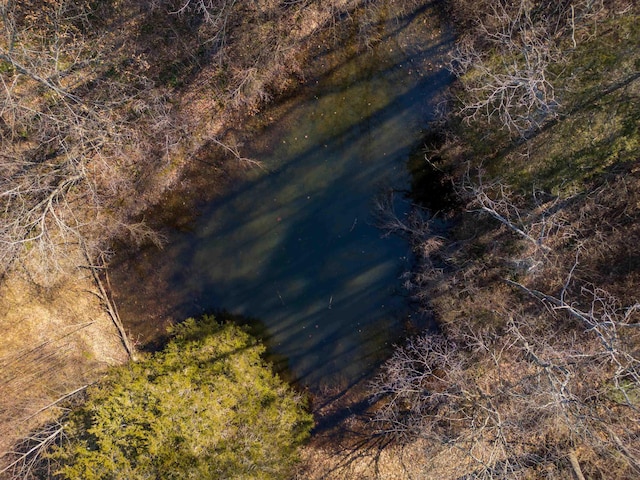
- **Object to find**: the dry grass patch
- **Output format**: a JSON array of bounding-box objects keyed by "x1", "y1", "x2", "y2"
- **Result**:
[{"x1": 0, "y1": 264, "x2": 128, "y2": 474}]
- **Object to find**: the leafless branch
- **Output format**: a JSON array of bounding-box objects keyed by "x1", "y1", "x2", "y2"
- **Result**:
[
  {"x1": 210, "y1": 136, "x2": 264, "y2": 170},
  {"x1": 461, "y1": 168, "x2": 572, "y2": 255}
]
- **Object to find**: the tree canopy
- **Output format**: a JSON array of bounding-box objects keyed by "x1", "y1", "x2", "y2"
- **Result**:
[{"x1": 50, "y1": 316, "x2": 313, "y2": 479}]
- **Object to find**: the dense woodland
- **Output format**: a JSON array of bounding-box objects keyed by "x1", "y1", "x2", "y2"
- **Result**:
[{"x1": 1, "y1": 0, "x2": 639, "y2": 478}]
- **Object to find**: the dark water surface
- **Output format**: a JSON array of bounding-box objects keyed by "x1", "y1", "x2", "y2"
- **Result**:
[{"x1": 111, "y1": 5, "x2": 454, "y2": 389}]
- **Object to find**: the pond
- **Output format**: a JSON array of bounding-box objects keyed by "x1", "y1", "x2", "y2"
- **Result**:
[{"x1": 110, "y1": 3, "x2": 454, "y2": 389}]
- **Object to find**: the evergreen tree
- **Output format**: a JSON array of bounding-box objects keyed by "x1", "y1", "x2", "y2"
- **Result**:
[{"x1": 51, "y1": 316, "x2": 313, "y2": 479}]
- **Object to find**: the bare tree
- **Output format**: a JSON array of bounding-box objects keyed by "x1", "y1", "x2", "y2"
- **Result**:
[
  {"x1": 449, "y1": 1, "x2": 560, "y2": 135},
  {"x1": 369, "y1": 334, "x2": 461, "y2": 443},
  {"x1": 449, "y1": 0, "x2": 605, "y2": 136},
  {"x1": 502, "y1": 280, "x2": 640, "y2": 476},
  {"x1": 167, "y1": 0, "x2": 237, "y2": 59},
  {"x1": 369, "y1": 327, "x2": 551, "y2": 477},
  {"x1": 506, "y1": 273, "x2": 640, "y2": 407},
  {"x1": 0, "y1": 0, "x2": 164, "y2": 282},
  {"x1": 373, "y1": 191, "x2": 444, "y2": 246},
  {"x1": 460, "y1": 168, "x2": 571, "y2": 256}
]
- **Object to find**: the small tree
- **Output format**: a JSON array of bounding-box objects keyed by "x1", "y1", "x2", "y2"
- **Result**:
[{"x1": 49, "y1": 316, "x2": 313, "y2": 480}]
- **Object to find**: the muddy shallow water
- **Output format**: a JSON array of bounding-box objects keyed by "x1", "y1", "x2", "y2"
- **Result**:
[{"x1": 110, "y1": 3, "x2": 454, "y2": 389}]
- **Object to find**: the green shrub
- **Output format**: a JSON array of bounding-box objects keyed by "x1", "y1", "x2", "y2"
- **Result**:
[{"x1": 50, "y1": 316, "x2": 313, "y2": 479}]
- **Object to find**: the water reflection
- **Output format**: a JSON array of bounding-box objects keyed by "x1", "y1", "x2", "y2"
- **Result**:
[{"x1": 111, "y1": 6, "x2": 453, "y2": 388}]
